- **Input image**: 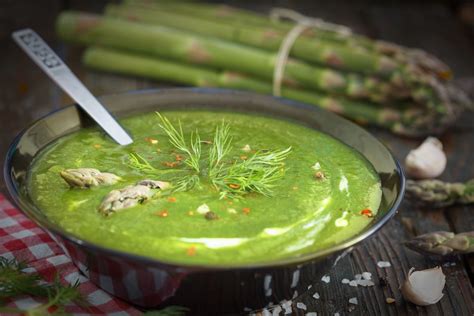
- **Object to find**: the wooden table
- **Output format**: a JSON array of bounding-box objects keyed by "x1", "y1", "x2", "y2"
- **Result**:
[{"x1": 0, "y1": 1, "x2": 473, "y2": 315}]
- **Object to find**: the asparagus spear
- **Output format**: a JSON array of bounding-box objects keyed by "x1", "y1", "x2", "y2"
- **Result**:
[
  {"x1": 107, "y1": 4, "x2": 399, "y2": 79},
  {"x1": 405, "y1": 231, "x2": 474, "y2": 256},
  {"x1": 123, "y1": 0, "x2": 451, "y2": 79},
  {"x1": 82, "y1": 46, "x2": 441, "y2": 136},
  {"x1": 56, "y1": 11, "x2": 403, "y2": 103},
  {"x1": 105, "y1": 4, "x2": 459, "y2": 115},
  {"x1": 406, "y1": 178, "x2": 474, "y2": 207}
]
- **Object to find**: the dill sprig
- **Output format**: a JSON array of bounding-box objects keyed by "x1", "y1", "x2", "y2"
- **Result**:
[
  {"x1": 156, "y1": 112, "x2": 201, "y2": 173},
  {"x1": 0, "y1": 257, "x2": 87, "y2": 315},
  {"x1": 128, "y1": 152, "x2": 157, "y2": 172},
  {"x1": 211, "y1": 147, "x2": 292, "y2": 198},
  {"x1": 126, "y1": 113, "x2": 291, "y2": 198},
  {"x1": 208, "y1": 122, "x2": 232, "y2": 178}
]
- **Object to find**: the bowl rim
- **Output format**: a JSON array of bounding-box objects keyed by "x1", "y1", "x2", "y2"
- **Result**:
[{"x1": 3, "y1": 87, "x2": 405, "y2": 271}]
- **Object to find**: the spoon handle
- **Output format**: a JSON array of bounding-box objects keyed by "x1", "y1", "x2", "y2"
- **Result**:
[{"x1": 12, "y1": 28, "x2": 133, "y2": 146}]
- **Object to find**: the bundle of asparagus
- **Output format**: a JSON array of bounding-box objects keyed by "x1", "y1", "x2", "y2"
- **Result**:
[{"x1": 54, "y1": 0, "x2": 472, "y2": 135}]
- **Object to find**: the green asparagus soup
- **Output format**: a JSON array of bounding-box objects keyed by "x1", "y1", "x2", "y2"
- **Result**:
[{"x1": 29, "y1": 111, "x2": 381, "y2": 265}]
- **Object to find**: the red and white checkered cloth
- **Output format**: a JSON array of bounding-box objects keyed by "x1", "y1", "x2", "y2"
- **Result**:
[{"x1": 0, "y1": 193, "x2": 142, "y2": 315}]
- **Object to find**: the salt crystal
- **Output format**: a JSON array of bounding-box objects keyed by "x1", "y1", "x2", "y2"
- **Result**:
[
  {"x1": 262, "y1": 309, "x2": 272, "y2": 316},
  {"x1": 341, "y1": 278, "x2": 350, "y2": 284},
  {"x1": 306, "y1": 313, "x2": 317, "y2": 316},
  {"x1": 196, "y1": 203, "x2": 210, "y2": 214},
  {"x1": 377, "y1": 261, "x2": 391, "y2": 268},
  {"x1": 312, "y1": 162, "x2": 321, "y2": 170},
  {"x1": 349, "y1": 297, "x2": 358, "y2": 305},
  {"x1": 297, "y1": 302, "x2": 307, "y2": 310},
  {"x1": 272, "y1": 306, "x2": 282, "y2": 316},
  {"x1": 242, "y1": 144, "x2": 252, "y2": 152},
  {"x1": 265, "y1": 288, "x2": 272, "y2": 297},
  {"x1": 291, "y1": 270, "x2": 300, "y2": 288},
  {"x1": 243, "y1": 307, "x2": 252, "y2": 312},
  {"x1": 349, "y1": 280, "x2": 358, "y2": 287},
  {"x1": 386, "y1": 297, "x2": 396, "y2": 304},
  {"x1": 321, "y1": 275, "x2": 331, "y2": 283},
  {"x1": 313, "y1": 292, "x2": 320, "y2": 299},
  {"x1": 354, "y1": 274, "x2": 362, "y2": 280},
  {"x1": 335, "y1": 218, "x2": 348, "y2": 227},
  {"x1": 362, "y1": 272, "x2": 372, "y2": 280},
  {"x1": 334, "y1": 313, "x2": 340, "y2": 316},
  {"x1": 292, "y1": 291, "x2": 298, "y2": 299},
  {"x1": 307, "y1": 284, "x2": 313, "y2": 290},
  {"x1": 357, "y1": 279, "x2": 375, "y2": 287}
]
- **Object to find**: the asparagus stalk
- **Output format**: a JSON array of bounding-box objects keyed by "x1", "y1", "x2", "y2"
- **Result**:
[
  {"x1": 82, "y1": 46, "x2": 440, "y2": 136},
  {"x1": 56, "y1": 11, "x2": 401, "y2": 103},
  {"x1": 405, "y1": 231, "x2": 474, "y2": 256},
  {"x1": 105, "y1": 4, "x2": 458, "y2": 115},
  {"x1": 124, "y1": 0, "x2": 451, "y2": 79},
  {"x1": 406, "y1": 179, "x2": 474, "y2": 207},
  {"x1": 107, "y1": 3, "x2": 400, "y2": 79}
]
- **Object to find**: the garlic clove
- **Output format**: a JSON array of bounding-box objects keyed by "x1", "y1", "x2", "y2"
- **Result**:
[
  {"x1": 401, "y1": 266, "x2": 446, "y2": 306},
  {"x1": 405, "y1": 137, "x2": 447, "y2": 179}
]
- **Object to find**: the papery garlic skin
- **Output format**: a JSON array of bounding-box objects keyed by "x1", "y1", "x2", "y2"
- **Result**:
[
  {"x1": 405, "y1": 137, "x2": 447, "y2": 179},
  {"x1": 401, "y1": 267, "x2": 446, "y2": 306}
]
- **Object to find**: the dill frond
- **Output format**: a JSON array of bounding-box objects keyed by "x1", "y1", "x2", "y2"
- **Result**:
[
  {"x1": 128, "y1": 152, "x2": 157, "y2": 172},
  {"x1": 208, "y1": 122, "x2": 232, "y2": 177},
  {"x1": 0, "y1": 258, "x2": 87, "y2": 315},
  {"x1": 211, "y1": 147, "x2": 292, "y2": 198},
  {"x1": 156, "y1": 112, "x2": 201, "y2": 173}
]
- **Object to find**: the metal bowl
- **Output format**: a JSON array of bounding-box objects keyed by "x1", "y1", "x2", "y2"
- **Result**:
[{"x1": 4, "y1": 88, "x2": 404, "y2": 313}]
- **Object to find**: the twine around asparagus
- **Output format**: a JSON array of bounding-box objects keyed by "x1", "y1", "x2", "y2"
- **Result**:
[
  {"x1": 271, "y1": 8, "x2": 351, "y2": 97},
  {"x1": 405, "y1": 231, "x2": 474, "y2": 256},
  {"x1": 406, "y1": 178, "x2": 474, "y2": 208}
]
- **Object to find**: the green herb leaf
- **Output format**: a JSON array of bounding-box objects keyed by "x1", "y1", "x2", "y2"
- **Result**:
[
  {"x1": 126, "y1": 114, "x2": 291, "y2": 199},
  {"x1": 0, "y1": 258, "x2": 87, "y2": 315},
  {"x1": 156, "y1": 112, "x2": 201, "y2": 173}
]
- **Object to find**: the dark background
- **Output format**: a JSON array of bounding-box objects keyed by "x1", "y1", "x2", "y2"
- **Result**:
[{"x1": 0, "y1": 1, "x2": 473, "y2": 315}]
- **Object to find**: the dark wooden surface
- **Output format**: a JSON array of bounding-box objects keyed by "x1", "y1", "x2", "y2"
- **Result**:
[{"x1": 0, "y1": 1, "x2": 473, "y2": 315}]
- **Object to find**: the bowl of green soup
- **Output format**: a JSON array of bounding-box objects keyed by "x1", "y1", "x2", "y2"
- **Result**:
[{"x1": 4, "y1": 88, "x2": 404, "y2": 313}]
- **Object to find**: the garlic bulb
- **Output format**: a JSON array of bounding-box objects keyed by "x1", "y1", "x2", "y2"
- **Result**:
[
  {"x1": 405, "y1": 137, "x2": 446, "y2": 179},
  {"x1": 401, "y1": 267, "x2": 445, "y2": 306}
]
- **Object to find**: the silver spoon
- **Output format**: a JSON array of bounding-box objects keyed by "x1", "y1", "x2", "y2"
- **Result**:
[{"x1": 12, "y1": 28, "x2": 133, "y2": 146}]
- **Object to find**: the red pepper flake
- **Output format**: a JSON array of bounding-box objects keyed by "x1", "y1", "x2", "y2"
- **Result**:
[
  {"x1": 175, "y1": 154, "x2": 183, "y2": 161},
  {"x1": 314, "y1": 171, "x2": 325, "y2": 180},
  {"x1": 240, "y1": 155, "x2": 248, "y2": 160},
  {"x1": 167, "y1": 197, "x2": 177, "y2": 203},
  {"x1": 360, "y1": 209, "x2": 373, "y2": 217},
  {"x1": 228, "y1": 183, "x2": 240, "y2": 189},
  {"x1": 93, "y1": 144, "x2": 102, "y2": 149},
  {"x1": 186, "y1": 246, "x2": 197, "y2": 256},
  {"x1": 155, "y1": 210, "x2": 169, "y2": 218},
  {"x1": 242, "y1": 207, "x2": 251, "y2": 215},
  {"x1": 163, "y1": 161, "x2": 179, "y2": 168}
]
